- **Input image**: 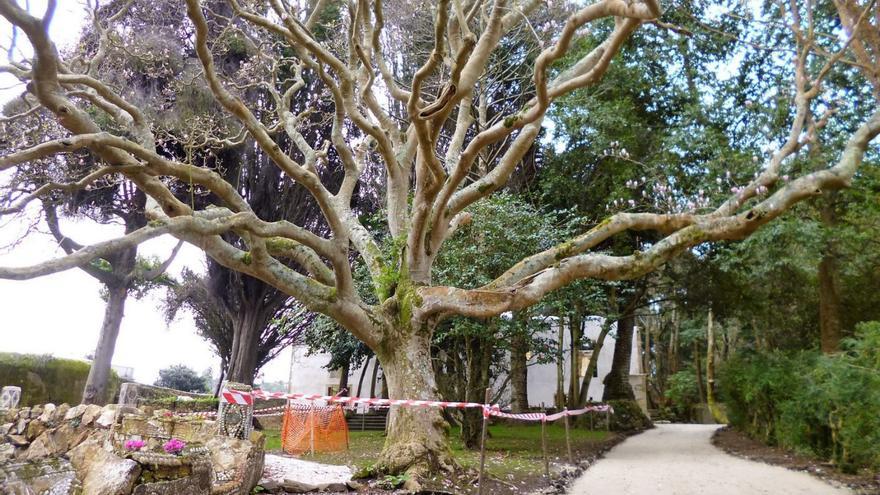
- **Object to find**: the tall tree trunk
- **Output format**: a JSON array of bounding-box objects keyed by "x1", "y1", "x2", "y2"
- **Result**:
[
  {"x1": 555, "y1": 318, "x2": 566, "y2": 408},
  {"x1": 369, "y1": 358, "x2": 380, "y2": 398},
  {"x1": 578, "y1": 320, "x2": 612, "y2": 406},
  {"x1": 509, "y1": 330, "x2": 529, "y2": 413},
  {"x1": 818, "y1": 253, "x2": 843, "y2": 353},
  {"x1": 706, "y1": 309, "x2": 727, "y2": 422},
  {"x1": 82, "y1": 284, "x2": 128, "y2": 404},
  {"x1": 337, "y1": 360, "x2": 350, "y2": 395},
  {"x1": 461, "y1": 335, "x2": 490, "y2": 448},
  {"x1": 226, "y1": 308, "x2": 263, "y2": 384},
  {"x1": 567, "y1": 314, "x2": 583, "y2": 409},
  {"x1": 603, "y1": 312, "x2": 636, "y2": 400},
  {"x1": 355, "y1": 359, "x2": 369, "y2": 396},
  {"x1": 375, "y1": 330, "x2": 454, "y2": 477},
  {"x1": 694, "y1": 340, "x2": 705, "y2": 404}
]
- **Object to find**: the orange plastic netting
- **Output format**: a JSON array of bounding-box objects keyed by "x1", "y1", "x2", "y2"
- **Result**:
[{"x1": 280, "y1": 403, "x2": 349, "y2": 455}]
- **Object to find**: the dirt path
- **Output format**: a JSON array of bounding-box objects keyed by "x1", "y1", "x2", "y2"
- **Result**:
[{"x1": 568, "y1": 424, "x2": 852, "y2": 495}]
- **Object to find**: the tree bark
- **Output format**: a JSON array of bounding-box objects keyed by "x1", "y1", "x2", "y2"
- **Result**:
[
  {"x1": 226, "y1": 307, "x2": 264, "y2": 384},
  {"x1": 818, "y1": 253, "x2": 843, "y2": 353},
  {"x1": 375, "y1": 331, "x2": 455, "y2": 478},
  {"x1": 603, "y1": 312, "x2": 636, "y2": 401},
  {"x1": 555, "y1": 319, "x2": 566, "y2": 408},
  {"x1": 694, "y1": 340, "x2": 705, "y2": 404},
  {"x1": 509, "y1": 330, "x2": 529, "y2": 413},
  {"x1": 461, "y1": 335, "x2": 489, "y2": 448},
  {"x1": 706, "y1": 309, "x2": 726, "y2": 422},
  {"x1": 567, "y1": 314, "x2": 583, "y2": 409},
  {"x1": 578, "y1": 320, "x2": 612, "y2": 406},
  {"x1": 337, "y1": 360, "x2": 350, "y2": 395},
  {"x1": 82, "y1": 284, "x2": 128, "y2": 404}
]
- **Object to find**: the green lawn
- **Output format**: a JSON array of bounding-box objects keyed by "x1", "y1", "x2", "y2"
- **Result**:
[{"x1": 263, "y1": 423, "x2": 611, "y2": 480}]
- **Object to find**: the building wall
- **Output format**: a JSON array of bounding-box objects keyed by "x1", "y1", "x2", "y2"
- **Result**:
[{"x1": 284, "y1": 315, "x2": 646, "y2": 412}]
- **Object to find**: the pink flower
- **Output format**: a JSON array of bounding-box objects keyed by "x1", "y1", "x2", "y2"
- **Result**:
[
  {"x1": 124, "y1": 439, "x2": 146, "y2": 451},
  {"x1": 163, "y1": 438, "x2": 186, "y2": 455}
]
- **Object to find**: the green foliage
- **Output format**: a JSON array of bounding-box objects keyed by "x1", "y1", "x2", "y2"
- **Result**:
[
  {"x1": 721, "y1": 323, "x2": 880, "y2": 472},
  {"x1": 153, "y1": 364, "x2": 209, "y2": 393},
  {"x1": 665, "y1": 369, "x2": 700, "y2": 420},
  {"x1": 0, "y1": 352, "x2": 121, "y2": 406},
  {"x1": 605, "y1": 399, "x2": 652, "y2": 432}
]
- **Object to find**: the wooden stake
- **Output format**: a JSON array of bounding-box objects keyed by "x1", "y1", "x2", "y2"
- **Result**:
[
  {"x1": 589, "y1": 410, "x2": 594, "y2": 430},
  {"x1": 605, "y1": 409, "x2": 611, "y2": 431},
  {"x1": 541, "y1": 418, "x2": 549, "y2": 478},
  {"x1": 563, "y1": 409, "x2": 573, "y2": 464},
  {"x1": 309, "y1": 407, "x2": 315, "y2": 456},
  {"x1": 477, "y1": 387, "x2": 492, "y2": 495}
]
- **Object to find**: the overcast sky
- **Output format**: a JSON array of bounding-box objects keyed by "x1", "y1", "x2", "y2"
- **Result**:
[{"x1": 0, "y1": 1, "x2": 293, "y2": 386}]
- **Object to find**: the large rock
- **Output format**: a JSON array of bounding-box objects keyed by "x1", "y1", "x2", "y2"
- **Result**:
[
  {"x1": 64, "y1": 404, "x2": 87, "y2": 421},
  {"x1": 0, "y1": 457, "x2": 79, "y2": 494},
  {"x1": 95, "y1": 405, "x2": 119, "y2": 428},
  {"x1": 80, "y1": 404, "x2": 103, "y2": 426},
  {"x1": 68, "y1": 430, "x2": 110, "y2": 473},
  {"x1": 7, "y1": 435, "x2": 28, "y2": 447},
  {"x1": 0, "y1": 422, "x2": 13, "y2": 435},
  {"x1": 37, "y1": 404, "x2": 56, "y2": 424},
  {"x1": 53, "y1": 404, "x2": 70, "y2": 423},
  {"x1": 25, "y1": 419, "x2": 46, "y2": 441},
  {"x1": 26, "y1": 423, "x2": 78, "y2": 459},
  {"x1": 80, "y1": 447, "x2": 140, "y2": 495},
  {"x1": 281, "y1": 479, "x2": 318, "y2": 493},
  {"x1": 206, "y1": 432, "x2": 265, "y2": 495},
  {"x1": 0, "y1": 443, "x2": 15, "y2": 462}
]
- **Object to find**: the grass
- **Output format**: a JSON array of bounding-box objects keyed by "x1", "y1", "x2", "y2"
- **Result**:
[{"x1": 263, "y1": 423, "x2": 611, "y2": 484}]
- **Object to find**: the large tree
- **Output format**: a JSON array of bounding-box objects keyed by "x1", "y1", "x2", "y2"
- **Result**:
[{"x1": 1, "y1": 0, "x2": 878, "y2": 481}]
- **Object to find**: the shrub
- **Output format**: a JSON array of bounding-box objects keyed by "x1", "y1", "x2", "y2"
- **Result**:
[
  {"x1": 665, "y1": 369, "x2": 700, "y2": 421},
  {"x1": 0, "y1": 352, "x2": 121, "y2": 406},
  {"x1": 720, "y1": 322, "x2": 880, "y2": 472}
]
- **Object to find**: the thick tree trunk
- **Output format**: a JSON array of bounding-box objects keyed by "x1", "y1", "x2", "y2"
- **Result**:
[
  {"x1": 818, "y1": 253, "x2": 843, "y2": 353},
  {"x1": 355, "y1": 359, "x2": 369, "y2": 396},
  {"x1": 694, "y1": 340, "x2": 705, "y2": 404},
  {"x1": 337, "y1": 360, "x2": 350, "y2": 395},
  {"x1": 461, "y1": 334, "x2": 493, "y2": 448},
  {"x1": 82, "y1": 284, "x2": 128, "y2": 405},
  {"x1": 578, "y1": 320, "x2": 612, "y2": 406},
  {"x1": 375, "y1": 331, "x2": 455, "y2": 479},
  {"x1": 509, "y1": 330, "x2": 529, "y2": 413},
  {"x1": 603, "y1": 313, "x2": 636, "y2": 401},
  {"x1": 226, "y1": 308, "x2": 264, "y2": 384},
  {"x1": 369, "y1": 358, "x2": 380, "y2": 398},
  {"x1": 706, "y1": 309, "x2": 727, "y2": 423},
  {"x1": 567, "y1": 314, "x2": 583, "y2": 409},
  {"x1": 555, "y1": 319, "x2": 566, "y2": 408}
]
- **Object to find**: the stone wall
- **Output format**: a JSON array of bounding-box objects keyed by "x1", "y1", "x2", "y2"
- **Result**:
[{"x1": 0, "y1": 402, "x2": 264, "y2": 495}]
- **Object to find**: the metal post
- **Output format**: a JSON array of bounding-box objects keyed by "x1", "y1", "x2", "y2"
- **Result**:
[
  {"x1": 605, "y1": 409, "x2": 610, "y2": 431},
  {"x1": 541, "y1": 418, "x2": 549, "y2": 478},
  {"x1": 563, "y1": 409, "x2": 573, "y2": 464},
  {"x1": 477, "y1": 388, "x2": 491, "y2": 495}
]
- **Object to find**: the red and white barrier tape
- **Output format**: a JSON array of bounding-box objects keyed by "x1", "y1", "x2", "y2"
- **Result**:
[
  {"x1": 218, "y1": 389, "x2": 613, "y2": 423},
  {"x1": 250, "y1": 390, "x2": 487, "y2": 410},
  {"x1": 221, "y1": 389, "x2": 254, "y2": 405},
  {"x1": 488, "y1": 404, "x2": 614, "y2": 422}
]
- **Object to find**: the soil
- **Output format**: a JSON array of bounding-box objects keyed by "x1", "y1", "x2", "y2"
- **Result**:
[
  {"x1": 712, "y1": 426, "x2": 880, "y2": 495},
  {"x1": 414, "y1": 430, "x2": 632, "y2": 495}
]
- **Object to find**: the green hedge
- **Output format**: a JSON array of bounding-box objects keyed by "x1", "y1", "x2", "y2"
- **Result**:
[
  {"x1": 0, "y1": 353, "x2": 121, "y2": 406},
  {"x1": 720, "y1": 322, "x2": 880, "y2": 473}
]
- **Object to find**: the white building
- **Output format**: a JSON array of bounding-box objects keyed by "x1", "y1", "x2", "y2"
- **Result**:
[{"x1": 285, "y1": 316, "x2": 647, "y2": 412}]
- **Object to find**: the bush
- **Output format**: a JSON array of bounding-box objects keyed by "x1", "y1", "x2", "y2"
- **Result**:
[
  {"x1": 665, "y1": 369, "x2": 700, "y2": 421},
  {"x1": 720, "y1": 322, "x2": 880, "y2": 472},
  {"x1": 606, "y1": 399, "x2": 652, "y2": 432},
  {"x1": 0, "y1": 352, "x2": 121, "y2": 406}
]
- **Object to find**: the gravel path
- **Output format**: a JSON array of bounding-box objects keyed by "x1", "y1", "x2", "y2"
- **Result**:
[
  {"x1": 569, "y1": 424, "x2": 852, "y2": 495},
  {"x1": 261, "y1": 454, "x2": 352, "y2": 486}
]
